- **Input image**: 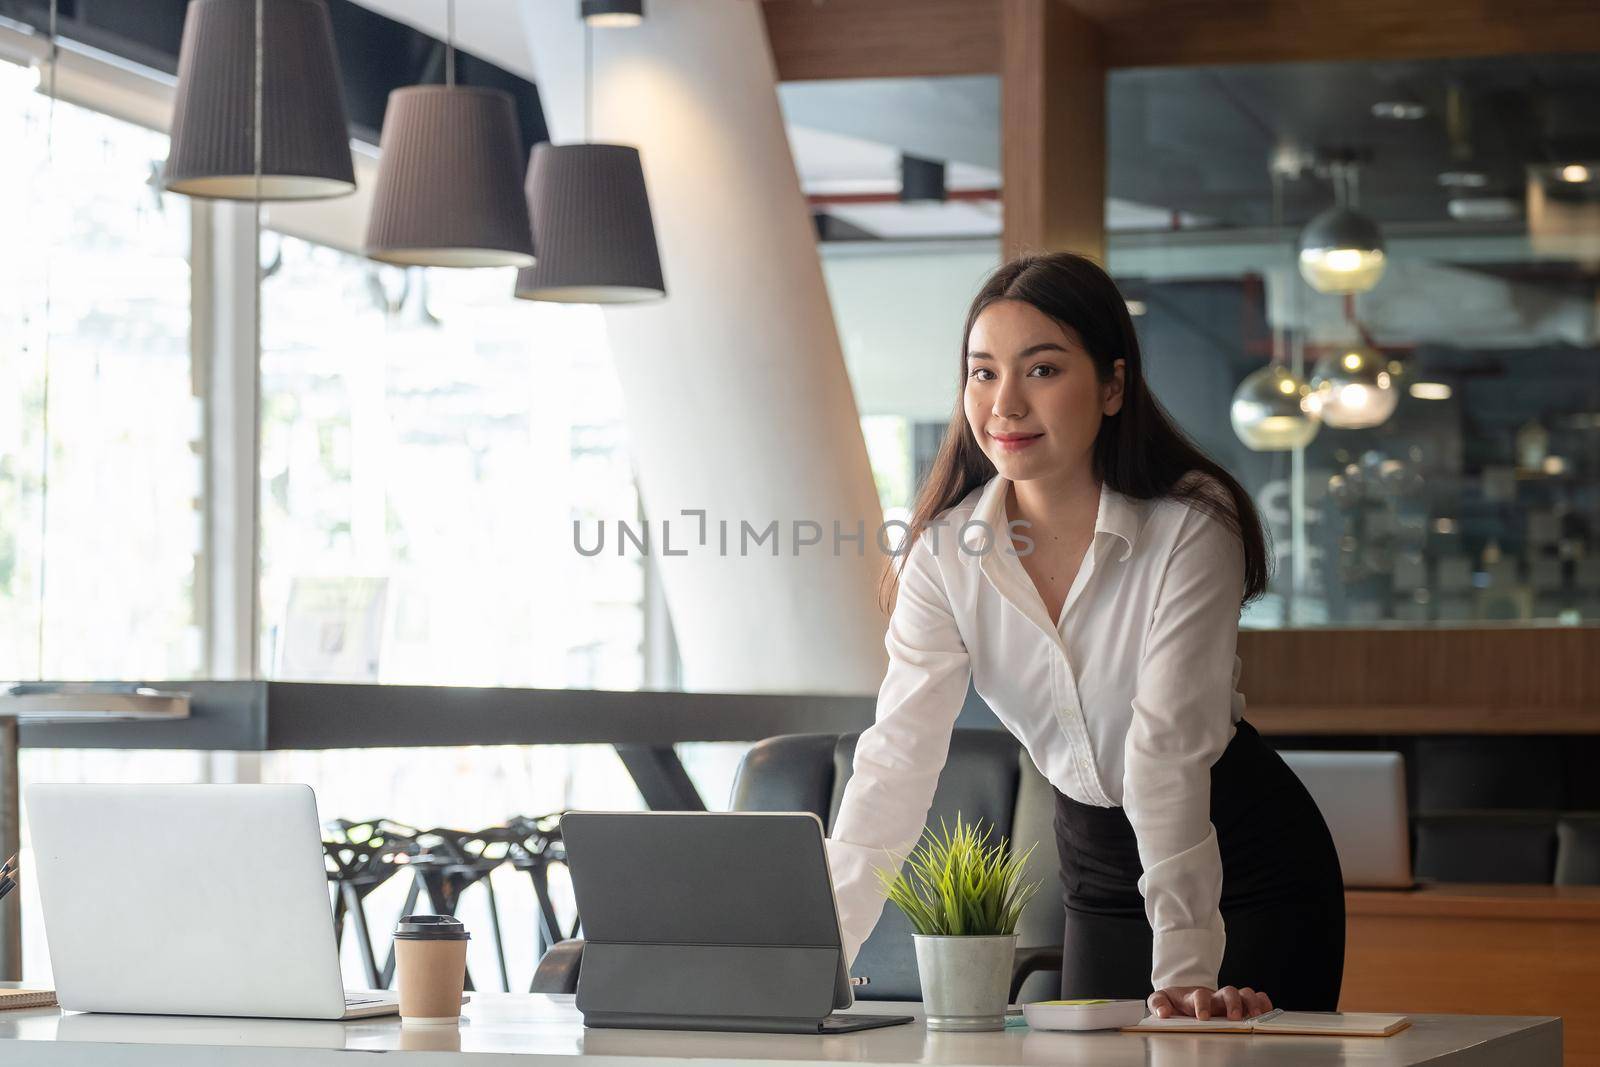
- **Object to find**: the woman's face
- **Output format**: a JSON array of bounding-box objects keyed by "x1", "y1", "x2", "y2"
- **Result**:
[{"x1": 962, "y1": 299, "x2": 1124, "y2": 485}]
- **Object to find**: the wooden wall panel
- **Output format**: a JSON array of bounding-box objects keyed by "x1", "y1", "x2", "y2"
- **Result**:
[
  {"x1": 759, "y1": 0, "x2": 1000, "y2": 81},
  {"x1": 1240, "y1": 628, "x2": 1600, "y2": 735}
]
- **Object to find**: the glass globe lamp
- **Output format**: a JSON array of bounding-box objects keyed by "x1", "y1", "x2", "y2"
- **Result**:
[
  {"x1": 1298, "y1": 205, "x2": 1386, "y2": 293},
  {"x1": 1310, "y1": 345, "x2": 1399, "y2": 429},
  {"x1": 1231, "y1": 363, "x2": 1321, "y2": 451}
]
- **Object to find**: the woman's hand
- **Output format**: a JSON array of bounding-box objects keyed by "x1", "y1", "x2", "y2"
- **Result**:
[{"x1": 1147, "y1": 985, "x2": 1273, "y2": 1021}]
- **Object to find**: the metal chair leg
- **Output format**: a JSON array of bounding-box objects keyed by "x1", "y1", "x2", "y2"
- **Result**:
[
  {"x1": 484, "y1": 878, "x2": 510, "y2": 993},
  {"x1": 344, "y1": 883, "x2": 382, "y2": 990},
  {"x1": 331, "y1": 886, "x2": 347, "y2": 951},
  {"x1": 380, "y1": 872, "x2": 425, "y2": 988}
]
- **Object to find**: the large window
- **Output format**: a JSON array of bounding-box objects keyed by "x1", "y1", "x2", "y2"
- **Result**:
[
  {"x1": 0, "y1": 47, "x2": 656, "y2": 986},
  {"x1": 0, "y1": 57, "x2": 209, "y2": 984},
  {"x1": 255, "y1": 237, "x2": 652, "y2": 988},
  {"x1": 0, "y1": 60, "x2": 201, "y2": 680},
  {"x1": 257, "y1": 237, "x2": 645, "y2": 688}
]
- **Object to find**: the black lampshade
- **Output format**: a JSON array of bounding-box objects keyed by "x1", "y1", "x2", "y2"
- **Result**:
[
  {"x1": 514, "y1": 143, "x2": 665, "y2": 304},
  {"x1": 365, "y1": 86, "x2": 536, "y2": 269},
  {"x1": 581, "y1": 0, "x2": 644, "y2": 27},
  {"x1": 163, "y1": 0, "x2": 355, "y2": 200}
]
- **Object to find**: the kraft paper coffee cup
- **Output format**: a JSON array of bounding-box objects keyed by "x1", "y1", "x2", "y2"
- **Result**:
[{"x1": 393, "y1": 914, "x2": 470, "y2": 1025}]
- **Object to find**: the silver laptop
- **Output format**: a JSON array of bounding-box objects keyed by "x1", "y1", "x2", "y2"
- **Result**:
[
  {"x1": 26, "y1": 783, "x2": 400, "y2": 1019},
  {"x1": 1280, "y1": 751, "x2": 1414, "y2": 888}
]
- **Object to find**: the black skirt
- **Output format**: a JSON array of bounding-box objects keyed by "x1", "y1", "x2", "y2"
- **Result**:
[{"x1": 1053, "y1": 720, "x2": 1345, "y2": 1009}]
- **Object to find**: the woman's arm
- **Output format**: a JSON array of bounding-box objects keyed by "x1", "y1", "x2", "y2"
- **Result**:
[
  {"x1": 826, "y1": 530, "x2": 971, "y2": 969},
  {"x1": 1122, "y1": 498, "x2": 1247, "y2": 994}
]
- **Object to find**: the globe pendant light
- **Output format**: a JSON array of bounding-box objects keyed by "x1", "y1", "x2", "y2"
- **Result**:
[
  {"x1": 1235, "y1": 166, "x2": 1321, "y2": 450},
  {"x1": 1231, "y1": 362, "x2": 1321, "y2": 451},
  {"x1": 1309, "y1": 343, "x2": 1398, "y2": 429},
  {"x1": 164, "y1": 0, "x2": 355, "y2": 200},
  {"x1": 514, "y1": 9, "x2": 664, "y2": 303},
  {"x1": 1299, "y1": 161, "x2": 1385, "y2": 294},
  {"x1": 364, "y1": 0, "x2": 535, "y2": 268}
]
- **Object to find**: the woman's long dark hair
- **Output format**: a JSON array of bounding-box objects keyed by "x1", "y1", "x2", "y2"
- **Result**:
[{"x1": 885, "y1": 252, "x2": 1270, "y2": 609}]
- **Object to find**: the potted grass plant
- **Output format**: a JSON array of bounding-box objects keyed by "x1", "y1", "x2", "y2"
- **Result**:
[{"x1": 875, "y1": 813, "x2": 1043, "y2": 1031}]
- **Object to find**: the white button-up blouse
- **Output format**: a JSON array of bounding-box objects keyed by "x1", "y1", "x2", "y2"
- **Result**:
[{"x1": 824, "y1": 471, "x2": 1248, "y2": 992}]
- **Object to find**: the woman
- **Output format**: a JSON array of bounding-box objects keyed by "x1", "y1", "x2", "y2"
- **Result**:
[{"x1": 824, "y1": 252, "x2": 1344, "y2": 1021}]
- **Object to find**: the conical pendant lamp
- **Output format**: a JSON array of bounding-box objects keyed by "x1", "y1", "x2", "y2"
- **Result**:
[
  {"x1": 514, "y1": 143, "x2": 665, "y2": 302},
  {"x1": 514, "y1": 8, "x2": 663, "y2": 303},
  {"x1": 364, "y1": 0, "x2": 535, "y2": 268},
  {"x1": 164, "y1": 0, "x2": 356, "y2": 200}
]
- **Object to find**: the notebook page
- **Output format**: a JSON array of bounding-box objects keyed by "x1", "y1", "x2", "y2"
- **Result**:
[
  {"x1": 1123, "y1": 1011, "x2": 1267, "y2": 1033},
  {"x1": 1251, "y1": 1011, "x2": 1410, "y2": 1037},
  {"x1": 0, "y1": 989, "x2": 57, "y2": 1010}
]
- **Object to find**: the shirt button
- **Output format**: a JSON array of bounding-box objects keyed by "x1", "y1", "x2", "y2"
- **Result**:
[{"x1": 1060, "y1": 706, "x2": 1076, "y2": 720}]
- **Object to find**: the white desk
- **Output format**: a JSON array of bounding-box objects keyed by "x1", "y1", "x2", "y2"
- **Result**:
[{"x1": 0, "y1": 993, "x2": 1561, "y2": 1066}]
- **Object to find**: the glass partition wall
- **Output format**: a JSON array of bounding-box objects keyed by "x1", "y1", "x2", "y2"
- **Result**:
[
  {"x1": 817, "y1": 57, "x2": 1600, "y2": 630},
  {"x1": 1106, "y1": 54, "x2": 1600, "y2": 628}
]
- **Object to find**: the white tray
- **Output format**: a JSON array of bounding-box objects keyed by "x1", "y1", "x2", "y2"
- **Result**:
[{"x1": 1022, "y1": 999, "x2": 1148, "y2": 1031}]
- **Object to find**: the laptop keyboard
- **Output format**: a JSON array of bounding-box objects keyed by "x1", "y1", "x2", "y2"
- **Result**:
[{"x1": 344, "y1": 995, "x2": 387, "y2": 1007}]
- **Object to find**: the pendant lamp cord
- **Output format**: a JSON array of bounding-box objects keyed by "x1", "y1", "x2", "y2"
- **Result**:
[
  {"x1": 584, "y1": 17, "x2": 593, "y2": 141},
  {"x1": 36, "y1": 0, "x2": 59, "y2": 675},
  {"x1": 251, "y1": 0, "x2": 265, "y2": 676},
  {"x1": 1269, "y1": 164, "x2": 1285, "y2": 369},
  {"x1": 446, "y1": 0, "x2": 456, "y2": 87},
  {"x1": 253, "y1": 0, "x2": 262, "y2": 194}
]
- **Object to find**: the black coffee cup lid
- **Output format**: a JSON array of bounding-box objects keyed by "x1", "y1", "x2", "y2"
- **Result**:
[{"x1": 393, "y1": 914, "x2": 471, "y2": 941}]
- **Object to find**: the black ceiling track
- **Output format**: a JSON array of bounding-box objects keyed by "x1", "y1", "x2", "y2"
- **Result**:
[{"x1": 0, "y1": 0, "x2": 549, "y2": 154}]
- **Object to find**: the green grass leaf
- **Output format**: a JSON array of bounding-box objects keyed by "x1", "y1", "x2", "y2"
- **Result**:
[{"x1": 873, "y1": 811, "x2": 1044, "y2": 937}]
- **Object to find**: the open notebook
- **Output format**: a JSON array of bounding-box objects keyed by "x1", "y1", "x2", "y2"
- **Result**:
[
  {"x1": 0, "y1": 989, "x2": 57, "y2": 1011},
  {"x1": 1125, "y1": 1009, "x2": 1411, "y2": 1037}
]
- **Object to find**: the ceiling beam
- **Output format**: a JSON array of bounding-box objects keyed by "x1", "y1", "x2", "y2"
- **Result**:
[
  {"x1": 761, "y1": 0, "x2": 1600, "y2": 81},
  {"x1": 1080, "y1": 0, "x2": 1600, "y2": 67},
  {"x1": 760, "y1": 0, "x2": 1000, "y2": 81},
  {"x1": 1002, "y1": 0, "x2": 1105, "y2": 261}
]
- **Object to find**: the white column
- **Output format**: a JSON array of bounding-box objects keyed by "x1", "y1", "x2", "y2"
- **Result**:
[
  {"x1": 523, "y1": 1, "x2": 888, "y2": 693},
  {"x1": 193, "y1": 199, "x2": 263, "y2": 784}
]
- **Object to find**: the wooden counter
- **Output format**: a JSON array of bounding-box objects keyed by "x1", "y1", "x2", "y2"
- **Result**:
[{"x1": 1343, "y1": 886, "x2": 1600, "y2": 1066}]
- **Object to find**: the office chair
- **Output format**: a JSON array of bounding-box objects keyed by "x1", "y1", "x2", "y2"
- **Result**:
[
  {"x1": 323, "y1": 818, "x2": 421, "y2": 989},
  {"x1": 382, "y1": 826, "x2": 516, "y2": 992},
  {"x1": 506, "y1": 812, "x2": 581, "y2": 987}
]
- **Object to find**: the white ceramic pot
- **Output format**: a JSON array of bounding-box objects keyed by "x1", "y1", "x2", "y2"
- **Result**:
[{"x1": 911, "y1": 932, "x2": 1017, "y2": 1032}]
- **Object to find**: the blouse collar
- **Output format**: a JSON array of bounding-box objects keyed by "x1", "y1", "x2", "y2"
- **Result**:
[{"x1": 962, "y1": 473, "x2": 1143, "y2": 563}]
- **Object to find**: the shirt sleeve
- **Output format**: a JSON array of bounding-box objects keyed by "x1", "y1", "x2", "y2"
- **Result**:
[
  {"x1": 1121, "y1": 499, "x2": 1246, "y2": 991},
  {"x1": 825, "y1": 529, "x2": 971, "y2": 970}
]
